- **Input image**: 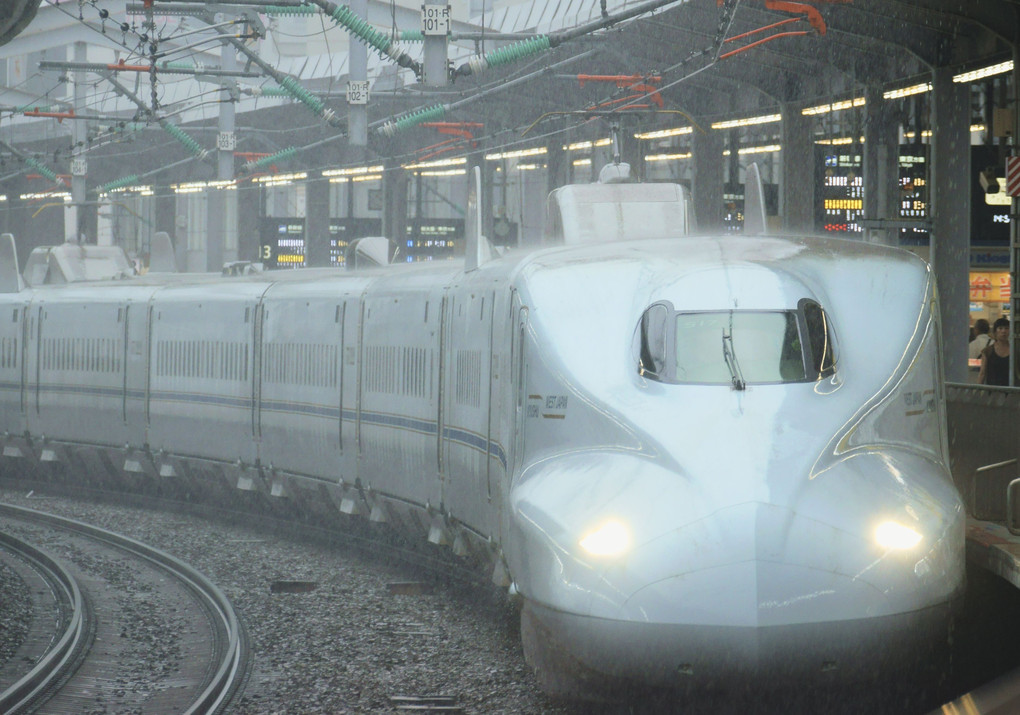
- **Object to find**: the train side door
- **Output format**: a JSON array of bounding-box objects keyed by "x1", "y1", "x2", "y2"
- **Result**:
[
  {"x1": 437, "y1": 292, "x2": 450, "y2": 493},
  {"x1": 339, "y1": 296, "x2": 360, "y2": 484},
  {"x1": 441, "y1": 289, "x2": 496, "y2": 534},
  {"x1": 18, "y1": 305, "x2": 28, "y2": 429},
  {"x1": 28, "y1": 304, "x2": 42, "y2": 422},
  {"x1": 251, "y1": 299, "x2": 265, "y2": 443},
  {"x1": 0, "y1": 303, "x2": 26, "y2": 436},
  {"x1": 122, "y1": 301, "x2": 149, "y2": 447},
  {"x1": 510, "y1": 292, "x2": 529, "y2": 480},
  {"x1": 352, "y1": 293, "x2": 367, "y2": 484},
  {"x1": 335, "y1": 301, "x2": 346, "y2": 458}
]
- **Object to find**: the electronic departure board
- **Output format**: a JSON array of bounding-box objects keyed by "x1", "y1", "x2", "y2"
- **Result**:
[
  {"x1": 403, "y1": 219, "x2": 463, "y2": 261},
  {"x1": 721, "y1": 183, "x2": 777, "y2": 233},
  {"x1": 818, "y1": 147, "x2": 863, "y2": 237},
  {"x1": 259, "y1": 218, "x2": 306, "y2": 268},
  {"x1": 722, "y1": 187, "x2": 744, "y2": 234},
  {"x1": 261, "y1": 217, "x2": 465, "y2": 268},
  {"x1": 328, "y1": 218, "x2": 383, "y2": 266},
  {"x1": 898, "y1": 149, "x2": 928, "y2": 245}
]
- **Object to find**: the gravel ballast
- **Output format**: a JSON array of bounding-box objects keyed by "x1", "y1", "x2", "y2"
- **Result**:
[{"x1": 0, "y1": 488, "x2": 571, "y2": 714}]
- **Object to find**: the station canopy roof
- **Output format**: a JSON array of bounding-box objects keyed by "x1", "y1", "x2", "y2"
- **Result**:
[{"x1": 0, "y1": 0, "x2": 1013, "y2": 182}]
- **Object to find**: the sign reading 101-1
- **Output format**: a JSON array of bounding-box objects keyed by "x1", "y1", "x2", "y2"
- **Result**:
[{"x1": 421, "y1": 4, "x2": 450, "y2": 35}]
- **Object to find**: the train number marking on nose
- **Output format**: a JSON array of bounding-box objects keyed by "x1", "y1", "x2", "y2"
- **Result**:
[
  {"x1": 528, "y1": 394, "x2": 568, "y2": 419},
  {"x1": 904, "y1": 389, "x2": 936, "y2": 416}
]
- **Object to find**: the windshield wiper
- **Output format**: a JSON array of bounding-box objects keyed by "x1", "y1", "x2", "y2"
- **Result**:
[{"x1": 722, "y1": 329, "x2": 746, "y2": 391}]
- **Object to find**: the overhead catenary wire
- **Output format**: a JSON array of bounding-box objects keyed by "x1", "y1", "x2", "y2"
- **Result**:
[{"x1": 100, "y1": 71, "x2": 213, "y2": 162}]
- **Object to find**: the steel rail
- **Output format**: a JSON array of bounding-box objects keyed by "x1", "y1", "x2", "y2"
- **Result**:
[
  {"x1": 0, "y1": 503, "x2": 246, "y2": 714},
  {"x1": 0, "y1": 527, "x2": 86, "y2": 714}
]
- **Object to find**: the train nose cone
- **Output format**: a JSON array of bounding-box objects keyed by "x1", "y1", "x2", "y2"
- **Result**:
[
  {"x1": 528, "y1": 499, "x2": 962, "y2": 686},
  {"x1": 597, "y1": 501, "x2": 877, "y2": 627},
  {"x1": 620, "y1": 555, "x2": 878, "y2": 628},
  {"x1": 602, "y1": 499, "x2": 959, "y2": 626}
]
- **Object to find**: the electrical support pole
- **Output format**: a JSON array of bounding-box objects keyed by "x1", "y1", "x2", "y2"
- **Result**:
[
  {"x1": 422, "y1": 2, "x2": 450, "y2": 87},
  {"x1": 348, "y1": 0, "x2": 368, "y2": 150},
  {"x1": 70, "y1": 41, "x2": 87, "y2": 243},
  {"x1": 212, "y1": 26, "x2": 238, "y2": 266}
]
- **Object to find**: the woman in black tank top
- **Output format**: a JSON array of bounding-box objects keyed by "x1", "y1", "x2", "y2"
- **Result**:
[{"x1": 980, "y1": 318, "x2": 1012, "y2": 386}]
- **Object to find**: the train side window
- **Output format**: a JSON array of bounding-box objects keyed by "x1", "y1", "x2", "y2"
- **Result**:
[
  {"x1": 637, "y1": 302, "x2": 671, "y2": 381},
  {"x1": 799, "y1": 299, "x2": 837, "y2": 379}
]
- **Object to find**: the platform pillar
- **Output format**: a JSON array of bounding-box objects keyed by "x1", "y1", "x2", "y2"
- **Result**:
[
  {"x1": 780, "y1": 104, "x2": 814, "y2": 234},
  {"x1": 692, "y1": 125, "x2": 724, "y2": 231},
  {"x1": 931, "y1": 64, "x2": 971, "y2": 383}
]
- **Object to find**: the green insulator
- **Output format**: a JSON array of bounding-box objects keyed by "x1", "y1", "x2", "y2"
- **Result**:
[
  {"x1": 99, "y1": 175, "x2": 140, "y2": 193},
  {"x1": 395, "y1": 104, "x2": 445, "y2": 131},
  {"x1": 253, "y1": 146, "x2": 298, "y2": 169},
  {"x1": 163, "y1": 123, "x2": 205, "y2": 157},
  {"x1": 400, "y1": 30, "x2": 424, "y2": 42},
  {"x1": 485, "y1": 35, "x2": 550, "y2": 68},
  {"x1": 259, "y1": 88, "x2": 292, "y2": 97},
  {"x1": 25, "y1": 157, "x2": 58, "y2": 182},
  {"x1": 379, "y1": 104, "x2": 445, "y2": 136},
  {"x1": 15, "y1": 104, "x2": 52, "y2": 112},
  {"x1": 279, "y1": 76, "x2": 324, "y2": 114},
  {"x1": 329, "y1": 5, "x2": 391, "y2": 54},
  {"x1": 263, "y1": 5, "x2": 317, "y2": 15},
  {"x1": 161, "y1": 62, "x2": 194, "y2": 70}
]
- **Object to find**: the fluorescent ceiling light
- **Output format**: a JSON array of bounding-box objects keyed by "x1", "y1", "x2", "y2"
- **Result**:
[
  {"x1": 404, "y1": 157, "x2": 467, "y2": 170},
  {"x1": 883, "y1": 83, "x2": 932, "y2": 100},
  {"x1": 802, "y1": 97, "x2": 865, "y2": 116},
  {"x1": 645, "y1": 152, "x2": 692, "y2": 161},
  {"x1": 322, "y1": 164, "x2": 384, "y2": 177},
  {"x1": 635, "y1": 126, "x2": 693, "y2": 139},
  {"x1": 485, "y1": 147, "x2": 547, "y2": 160},
  {"x1": 564, "y1": 138, "x2": 611, "y2": 151},
  {"x1": 418, "y1": 169, "x2": 467, "y2": 177},
  {"x1": 954, "y1": 60, "x2": 1012, "y2": 83},
  {"x1": 738, "y1": 144, "x2": 781, "y2": 155},
  {"x1": 711, "y1": 113, "x2": 782, "y2": 130}
]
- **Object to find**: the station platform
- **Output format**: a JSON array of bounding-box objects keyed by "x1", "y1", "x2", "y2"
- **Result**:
[{"x1": 967, "y1": 517, "x2": 1020, "y2": 589}]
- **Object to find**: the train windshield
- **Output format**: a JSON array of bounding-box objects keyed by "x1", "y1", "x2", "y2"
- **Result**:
[
  {"x1": 637, "y1": 300, "x2": 837, "y2": 385},
  {"x1": 674, "y1": 312, "x2": 804, "y2": 385}
]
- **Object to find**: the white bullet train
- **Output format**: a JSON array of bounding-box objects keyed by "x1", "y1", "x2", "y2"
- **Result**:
[{"x1": 0, "y1": 166, "x2": 964, "y2": 698}]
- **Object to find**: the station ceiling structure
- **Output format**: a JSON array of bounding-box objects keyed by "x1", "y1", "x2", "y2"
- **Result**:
[{"x1": 0, "y1": 0, "x2": 1016, "y2": 189}]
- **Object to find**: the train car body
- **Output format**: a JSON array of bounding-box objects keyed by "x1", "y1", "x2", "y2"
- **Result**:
[{"x1": 0, "y1": 188, "x2": 965, "y2": 696}]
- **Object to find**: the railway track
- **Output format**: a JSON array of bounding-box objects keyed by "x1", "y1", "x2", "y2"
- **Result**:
[
  {"x1": 0, "y1": 525, "x2": 87, "y2": 713},
  {"x1": 0, "y1": 503, "x2": 248, "y2": 714}
]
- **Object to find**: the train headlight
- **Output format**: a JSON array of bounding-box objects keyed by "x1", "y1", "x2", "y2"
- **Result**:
[
  {"x1": 579, "y1": 519, "x2": 631, "y2": 557},
  {"x1": 875, "y1": 521, "x2": 922, "y2": 550}
]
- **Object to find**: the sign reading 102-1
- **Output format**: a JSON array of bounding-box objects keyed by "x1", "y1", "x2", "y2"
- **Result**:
[
  {"x1": 346, "y1": 80, "x2": 369, "y2": 105},
  {"x1": 421, "y1": 4, "x2": 450, "y2": 35}
]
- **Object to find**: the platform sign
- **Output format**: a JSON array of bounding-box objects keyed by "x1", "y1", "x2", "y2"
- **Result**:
[
  {"x1": 421, "y1": 4, "x2": 450, "y2": 35},
  {"x1": 259, "y1": 218, "x2": 306, "y2": 269},
  {"x1": 1006, "y1": 156, "x2": 1020, "y2": 197},
  {"x1": 973, "y1": 145, "x2": 1011, "y2": 244},
  {"x1": 346, "y1": 80, "x2": 369, "y2": 105}
]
